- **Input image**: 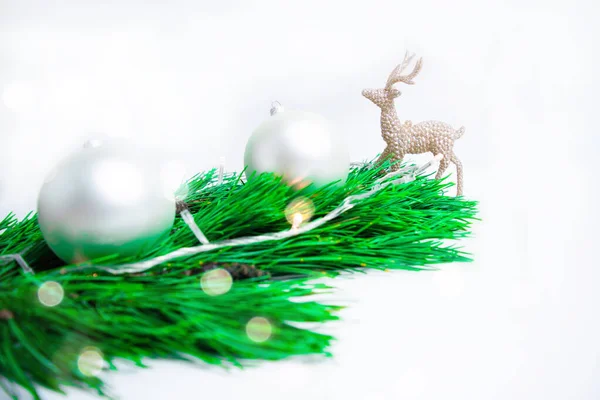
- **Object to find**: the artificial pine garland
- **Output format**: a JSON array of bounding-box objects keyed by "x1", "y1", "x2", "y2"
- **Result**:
[{"x1": 0, "y1": 161, "x2": 477, "y2": 399}]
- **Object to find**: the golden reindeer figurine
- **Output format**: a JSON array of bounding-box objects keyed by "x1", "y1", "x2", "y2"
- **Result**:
[{"x1": 362, "y1": 52, "x2": 465, "y2": 195}]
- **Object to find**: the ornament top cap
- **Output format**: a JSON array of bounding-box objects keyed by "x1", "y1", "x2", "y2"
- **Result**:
[{"x1": 270, "y1": 101, "x2": 284, "y2": 116}]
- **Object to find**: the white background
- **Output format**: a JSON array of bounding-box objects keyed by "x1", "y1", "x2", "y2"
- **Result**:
[{"x1": 1, "y1": 0, "x2": 598, "y2": 399}]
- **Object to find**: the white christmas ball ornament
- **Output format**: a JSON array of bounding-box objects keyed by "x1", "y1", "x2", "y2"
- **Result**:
[
  {"x1": 244, "y1": 106, "x2": 350, "y2": 188},
  {"x1": 38, "y1": 143, "x2": 176, "y2": 264}
]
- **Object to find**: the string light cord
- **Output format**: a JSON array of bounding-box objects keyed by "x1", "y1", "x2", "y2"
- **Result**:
[
  {"x1": 178, "y1": 156, "x2": 227, "y2": 245},
  {"x1": 0, "y1": 252, "x2": 33, "y2": 274},
  {"x1": 78, "y1": 155, "x2": 442, "y2": 275},
  {"x1": 0, "y1": 155, "x2": 442, "y2": 276},
  {"x1": 179, "y1": 208, "x2": 210, "y2": 245}
]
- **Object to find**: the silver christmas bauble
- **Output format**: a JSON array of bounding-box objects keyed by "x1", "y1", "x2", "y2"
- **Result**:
[
  {"x1": 244, "y1": 108, "x2": 350, "y2": 189},
  {"x1": 37, "y1": 143, "x2": 176, "y2": 264}
]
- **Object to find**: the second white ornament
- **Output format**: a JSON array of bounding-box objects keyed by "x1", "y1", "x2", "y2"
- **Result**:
[{"x1": 244, "y1": 104, "x2": 350, "y2": 189}]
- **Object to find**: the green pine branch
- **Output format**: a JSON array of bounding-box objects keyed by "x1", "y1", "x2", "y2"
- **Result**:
[{"x1": 0, "y1": 161, "x2": 477, "y2": 399}]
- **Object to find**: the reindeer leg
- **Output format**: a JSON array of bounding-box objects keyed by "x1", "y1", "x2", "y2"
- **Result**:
[
  {"x1": 384, "y1": 145, "x2": 403, "y2": 172},
  {"x1": 390, "y1": 153, "x2": 404, "y2": 172},
  {"x1": 435, "y1": 153, "x2": 450, "y2": 180},
  {"x1": 449, "y1": 152, "x2": 463, "y2": 196},
  {"x1": 375, "y1": 146, "x2": 391, "y2": 166}
]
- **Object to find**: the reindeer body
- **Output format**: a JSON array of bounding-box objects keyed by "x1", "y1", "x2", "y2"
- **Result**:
[{"x1": 363, "y1": 52, "x2": 465, "y2": 195}]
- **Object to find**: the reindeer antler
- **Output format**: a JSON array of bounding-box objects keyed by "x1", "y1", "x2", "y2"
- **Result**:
[{"x1": 385, "y1": 51, "x2": 423, "y2": 89}]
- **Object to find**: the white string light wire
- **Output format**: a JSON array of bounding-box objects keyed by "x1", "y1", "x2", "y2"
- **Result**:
[
  {"x1": 0, "y1": 253, "x2": 34, "y2": 274},
  {"x1": 1, "y1": 155, "x2": 442, "y2": 276},
  {"x1": 217, "y1": 157, "x2": 225, "y2": 185},
  {"x1": 83, "y1": 155, "x2": 442, "y2": 275},
  {"x1": 179, "y1": 209, "x2": 210, "y2": 245},
  {"x1": 177, "y1": 157, "x2": 228, "y2": 245}
]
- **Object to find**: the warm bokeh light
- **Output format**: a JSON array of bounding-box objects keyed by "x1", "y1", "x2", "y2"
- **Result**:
[
  {"x1": 285, "y1": 197, "x2": 315, "y2": 229},
  {"x1": 77, "y1": 346, "x2": 104, "y2": 377},
  {"x1": 37, "y1": 281, "x2": 64, "y2": 307},
  {"x1": 246, "y1": 316, "x2": 272, "y2": 343},
  {"x1": 285, "y1": 175, "x2": 312, "y2": 190},
  {"x1": 292, "y1": 213, "x2": 303, "y2": 229},
  {"x1": 200, "y1": 268, "x2": 233, "y2": 296}
]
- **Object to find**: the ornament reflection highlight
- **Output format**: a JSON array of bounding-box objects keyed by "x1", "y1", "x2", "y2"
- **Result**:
[
  {"x1": 200, "y1": 268, "x2": 233, "y2": 296},
  {"x1": 92, "y1": 159, "x2": 145, "y2": 205},
  {"x1": 246, "y1": 317, "x2": 272, "y2": 343},
  {"x1": 77, "y1": 347, "x2": 104, "y2": 377},
  {"x1": 37, "y1": 281, "x2": 64, "y2": 307}
]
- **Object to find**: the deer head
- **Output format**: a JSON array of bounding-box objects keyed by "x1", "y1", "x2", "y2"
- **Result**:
[{"x1": 362, "y1": 51, "x2": 423, "y2": 109}]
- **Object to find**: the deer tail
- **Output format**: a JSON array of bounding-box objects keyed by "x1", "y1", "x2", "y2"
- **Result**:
[{"x1": 453, "y1": 126, "x2": 465, "y2": 139}]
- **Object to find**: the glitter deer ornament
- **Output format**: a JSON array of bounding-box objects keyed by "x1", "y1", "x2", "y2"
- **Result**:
[{"x1": 362, "y1": 52, "x2": 465, "y2": 195}]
